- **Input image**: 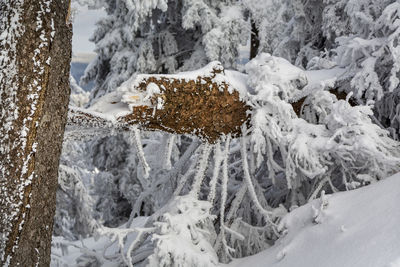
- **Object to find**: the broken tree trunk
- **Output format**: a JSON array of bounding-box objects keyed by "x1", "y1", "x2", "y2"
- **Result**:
[
  {"x1": 0, "y1": 1, "x2": 72, "y2": 266},
  {"x1": 68, "y1": 64, "x2": 251, "y2": 143},
  {"x1": 66, "y1": 61, "x2": 358, "y2": 144}
]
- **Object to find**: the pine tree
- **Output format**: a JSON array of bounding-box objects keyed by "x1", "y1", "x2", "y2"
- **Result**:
[
  {"x1": 247, "y1": 0, "x2": 400, "y2": 138},
  {"x1": 80, "y1": 0, "x2": 247, "y2": 101}
]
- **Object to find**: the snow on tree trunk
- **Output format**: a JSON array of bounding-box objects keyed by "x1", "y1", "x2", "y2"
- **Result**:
[{"x1": 0, "y1": 0, "x2": 72, "y2": 266}]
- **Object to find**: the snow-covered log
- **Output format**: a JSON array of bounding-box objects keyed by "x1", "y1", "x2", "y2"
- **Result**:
[{"x1": 67, "y1": 63, "x2": 251, "y2": 143}]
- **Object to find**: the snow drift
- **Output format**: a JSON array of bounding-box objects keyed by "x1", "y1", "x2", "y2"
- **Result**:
[{"x1": 229, "y1": 172, "x2": 400, "y2": 267}]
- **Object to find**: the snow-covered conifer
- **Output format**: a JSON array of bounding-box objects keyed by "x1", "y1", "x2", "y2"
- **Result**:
[{"x1": 53, "y1": 1, "x2": 400, "y2": 266}]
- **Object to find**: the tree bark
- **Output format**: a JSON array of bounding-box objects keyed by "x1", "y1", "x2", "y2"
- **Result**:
[{"x1": 0, "y1": 1, "x2": 72, "y2": 266}]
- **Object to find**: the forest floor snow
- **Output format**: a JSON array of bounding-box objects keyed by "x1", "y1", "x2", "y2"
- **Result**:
[
  {"x1": 228, "y1": 172, "x2": 400, "y2": 267},
  {"x1": 52, "y1": 173, "x2": 400, "y2": 267}
]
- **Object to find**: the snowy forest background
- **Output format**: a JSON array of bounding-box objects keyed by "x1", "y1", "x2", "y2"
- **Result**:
[{"x1": 52, "y1": 0, "x2": 400, "y2": 266}]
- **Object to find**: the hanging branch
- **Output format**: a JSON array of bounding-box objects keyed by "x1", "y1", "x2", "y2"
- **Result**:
[
  {"x1": 240, "y1": 129, "x2": 279, "y2": 233},
  {"x1": 190, "y1": 143, "x2": 212, "y2": 197},
  {"x1": 207, "y1": 142, "x2": 223, "y2": 204},
  {"x1": 130, "y1": 126, "x2": 151, "y2": 179},
  {"x1": 219, "y1": 135, "x2": 236, "y2": 258}
]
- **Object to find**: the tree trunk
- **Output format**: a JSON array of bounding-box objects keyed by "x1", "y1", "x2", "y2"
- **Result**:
[
  {"x1": 250, "y1": 19, "x2": 260, "y2": 60},
  {"x1": 0, "y1": 1, "x2": 72, "y2": 266}
]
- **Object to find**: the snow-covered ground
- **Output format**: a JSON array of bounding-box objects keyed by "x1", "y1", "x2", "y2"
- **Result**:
[
  {"x1": 228, "y1": 172, "x2": 400, "y2": 267},
  {"x1": 52, "y1": 172, "x2": 400, "y2": 267}
]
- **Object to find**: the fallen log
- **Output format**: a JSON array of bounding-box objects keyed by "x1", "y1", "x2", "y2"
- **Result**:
[
  {"x1": 67, "y1": 62, "x2": 356, "y2": 143},
  {"x1": 67, "y1": 63, "x2": 251, "y2": 143}
]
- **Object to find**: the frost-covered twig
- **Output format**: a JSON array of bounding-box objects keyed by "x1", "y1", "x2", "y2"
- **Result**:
[
  {"x1": 207, "y1": 141, "x2": 223, "y2": 204},
  {"x1": 190, "y1": 143, "x2": 212, "y2": 197},
  {"x1": 174, "y1": 166, "x2": 196, "y2": 196},
  {"x1": 219, "y1": 135, "x2": 236, "y2": 258},
  {"x1": 163, "y1": 135, "x2": 175, "y2": 170},
  {"x1": 240, "y1": 132, "x2": 278, "y2": 230},
  {"x1": 130, "y1": 126, "x2": 151, "y2": 179}
]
